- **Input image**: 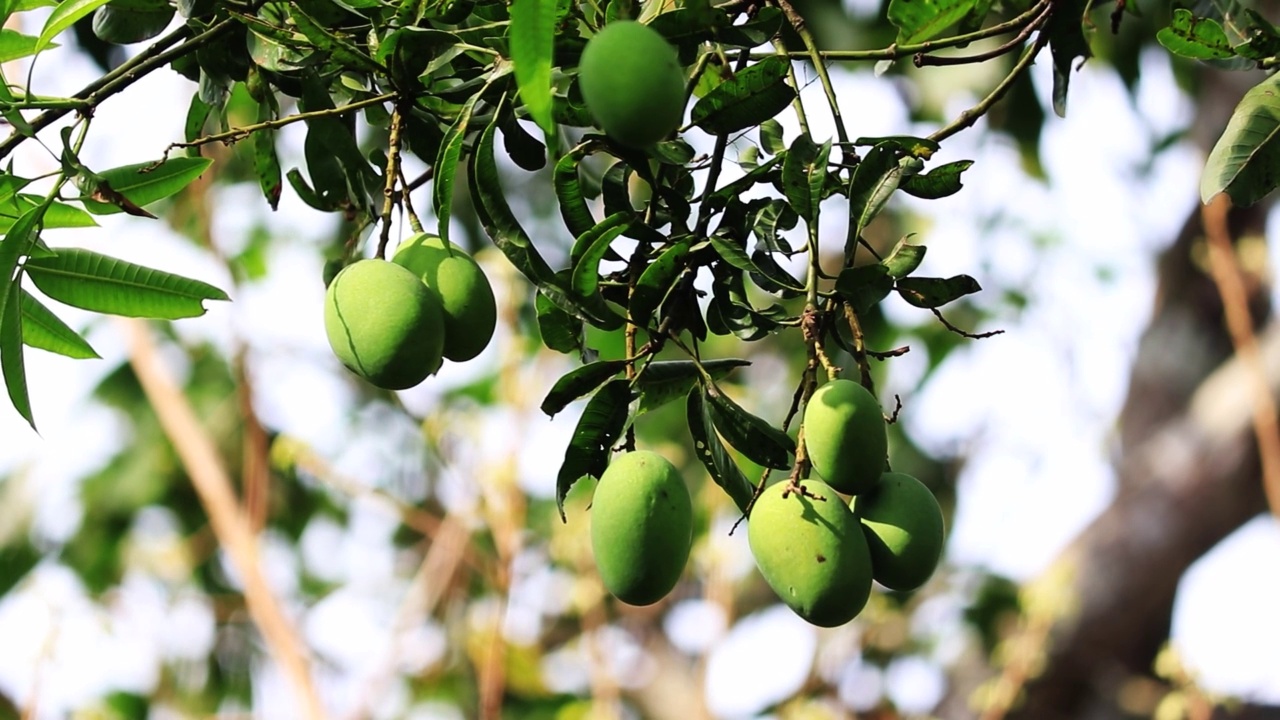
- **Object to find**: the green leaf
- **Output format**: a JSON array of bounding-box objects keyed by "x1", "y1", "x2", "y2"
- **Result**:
[
  {"x1": 759, "y1": 118, "x2": 785, "y2": 155},
  {"x1": 848, "y1": 144, "x2": 902, "y2": 241},
  {"x1": 1046, "y1": 0, "x2": 1091, "y2": 117},
  {"x1": 553, "y1": 143, "x2": 597, "y2": 240},
  {"x1": 853, "y1": 135, "x2": 939, "y2": 158},
  {"x1": 781, "y1": 134, "x2": 825, "y2": 223},
  {"x1": 835, "y1": 263, "x2": 893, "y2": 315},
  {"x1": 630, "y1": 239, "x2": 690, "y2": 330},
  {"x1": 0, "y1": 195, "x2": 95, "y2": 232},
  {"x1": 509, "y1": 0, "x2": 556, "y2": 138},
  {"x1": 570, "y1": 212, "x2": 631, "y2": 299},
  {"x1": 536, "y1": 291, "x2": 583, "y2": 354},
  {"x1": 80, "y1": 157, "x2": 213, "y2": 215},
  {"x1": 637, "y1": 358, "x2": 748, "y2": 414},
  {"x1": 887, "y1": 0, "x2": 976, "y2": 44},
  {"x1": 1157, "y1": 9, "x2": 1236, "y2": 60},
  {"x1": 0, "y1": 203, "x2": 51, "y2": 340},
  {"x1": 541, "y1": 359, "x2": 626, "y2": 416},
  {"x1": 37, "y1": 0, "x2": 111, "y2": 54},
  {"x1": 1, "y1": 279, "x2": 32, "y2": 429},
  {"x1": 252, "y1": 98, "x2": 282, "y2": 210},
  {"x1": 20, "y1": 288, "x2": 98, "y2": 359},
  {"x1": 896, "y1": 274, "x2": 981, "y2": 308},
  {"x1": 556, "y1": 378, "x2": 631, "y2": 520},
  {"x1": 900, "y1": 159, "x2": 973, "y2": 200},
  {"x1": 25, "y1": 248, "x2": 230, "y2": 319},
  {"x1": 288, "y1": 4, "x2": 383, "y2": 74},
  {"x1": 705, "y1": 381, "x2": 793, "y2": 470},
  {"x1": 882, "y1": 240, "x2": 925, "y2": 279},
  {"x1": 1201, "y1": 73, "x2": 1280, "y2": 207},
  {"x1": 436, "y1": 92, "x2": 481, "y2": 247},
  {"x1": 0, "y1": 29, "x2": 48, "y2": 62},
  {"x1": 687, "y1": 385, "x2": 754, "y2": 513},
  {"x1": 690, "y1": 56, "x2": 795, "y2": 136}
]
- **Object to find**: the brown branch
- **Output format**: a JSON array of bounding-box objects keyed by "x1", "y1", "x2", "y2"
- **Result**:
[
  {"x1": 931, "y1": 307, "x2": 1005, "y2": 339},
  {"x1": 120, "y1": 319, "x2": 327, "y2": 720},
  {"x1": 1201, "y1": 193, "x2": 1280, "y2": 517}
]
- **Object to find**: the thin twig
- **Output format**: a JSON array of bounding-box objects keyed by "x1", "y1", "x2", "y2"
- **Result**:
[
  {"x1": 1202, "y1": 194, "x2": 1280, "y2": 518},
  {"x1": 914, "y1": 1, "x2": 1052, "y2": 67},
  {"x1": 121, "y1": 319, "x2": 327, "y2": 720},
  {"x1": 168, "y1": 93, "x2": 396, "y2": 154},
  {"x1": 930, "y1": 307, "x2": 1005, "y2": 339},
  {"x1": 928, "y1": 25, "x2": 1051, "y2": 144}
]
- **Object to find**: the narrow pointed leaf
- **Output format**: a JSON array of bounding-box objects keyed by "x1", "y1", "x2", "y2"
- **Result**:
[
  {"x1": 637, "y1": 358, "x2": 748, "y2": 414},
  {"x1": 0, "y1": 203, "x2": 50, "y2": 335},
  {"x1": 1046, "y1": 0, "x2": 1091, "y2": 117},
  {"x1": 435, "y1": 93, "x2": 480, "y2": 246},
  {"x1": 630, "y1": 239, "x2": 689, "y2": 329},
  {"x1": 554, "y1": 143, "x2": 597, "y2": 241},
  {"x1": 80, "y1": 157, "x2": 214, "y2": 215},
  {"x1": 541, "y1": 359, "x2": 626, "y2": 417},
  {"x1": 556, "y1": 379, "x2": 632, "y2": 520},
  {"x1": 0, "y1": 195, "x2": 95, "y2": 232},
  {"x1": 570, "y1": 212, "x2": 631, "y2": 299},
  {"x1": 705, "y1": 382, "x2": 793, "y2": 469},
  {"x1": 1, "y1": 280, "x2": 32, "y2": 429},
  {"x1": 691, "y1": 56, "x2": 795, "y2": 136},
  {"x1": 37, "y1": 0, "x2": 110, "y2": 53},
  {"x1": 509, "y1": 0, "x2": 556, "y2": 137},
  {"x1": 688, "y1": 386, "x2": 753, "y2": 513},
  {"x1": 25, "y1": 248, "x2": 230, "y2": 319},
  {"x1": 896, "y1": 274, "x2": 981, "y2": 308},
  {"x1": 20, "y1": 289, "x2": 98, "y2": 359},
  {"x1": 848, "y1": 144, "x2": 902, "y2": 240}
]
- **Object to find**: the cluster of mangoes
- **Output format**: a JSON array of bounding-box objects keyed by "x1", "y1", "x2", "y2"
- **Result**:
[
  {"x1": 588, "y1": 380, "x2": 945, "y2": 628},
  {"x1": 323, "y1": 234, "x2": 497, "y2": 390}
]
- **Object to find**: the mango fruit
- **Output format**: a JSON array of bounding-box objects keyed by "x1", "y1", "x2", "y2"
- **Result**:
[
  {"x1": 578, "y1": 21, "x2": 686, "y2": 147},
  {"x1": 324, "y1": 259, "x2": 444, "y2": 389},
  {"x1": 590, "y1": 451, "x2": 692, "y2": 606},
  {"x1": 803, "y1": 379, "x2": 887, "y2": 495},
  {"x1": 748, "y1": 479, "x2": 873, "y2": 627},
  {"x1": 392, "y1": 234, "x2": 497, "y2": 362},
  {"x1": 851, "y1": 472, "x2": 945, "y2": 591}
]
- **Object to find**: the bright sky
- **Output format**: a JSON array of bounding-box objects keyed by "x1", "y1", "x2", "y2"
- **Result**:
[{"x1": 1, "y1": 11, "x2": 1279, "y2": 719}]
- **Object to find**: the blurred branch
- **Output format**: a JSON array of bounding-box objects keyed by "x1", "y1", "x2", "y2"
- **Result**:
[
  {"x1": 121, "y1": 319, "x2": 327, "y2": 720},
  {"x1": 1202, "y1": 193, "x2": 1280, "y2": 518}
]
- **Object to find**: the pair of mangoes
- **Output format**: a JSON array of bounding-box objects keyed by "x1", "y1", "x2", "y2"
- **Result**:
[
  {"x1": 323, "y1": 234, "x2": 497, "y2": 390},
  {"x1": 747, "y1": 380, "x2": 945, "y2": 627}
]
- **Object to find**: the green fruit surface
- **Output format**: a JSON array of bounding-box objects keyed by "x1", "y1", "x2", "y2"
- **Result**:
[
  {"x1": 579, "y1": 21, "x2": 686, "y2": 147},
  {"x1": 590, "y1": 451, "x2": 693, "y2": 606},
  {"x1": 850, "y1": 472, "x2": 945, "y2": 591},
  {"x1": 324, "y1": 259, "x2": 444, "y2": 390},
  {"x1": 803, "y1": 379, "x2": 887, "y2": 495},
  {"x1": 747, "y1": 479, "x2": 873, "y2": 627},
  {"x1": 392, "y1": 234, "x2": 497, "y2": 362}
]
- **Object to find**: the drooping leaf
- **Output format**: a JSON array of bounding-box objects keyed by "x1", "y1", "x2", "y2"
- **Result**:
[
  {"x1": 896, "y1": 274, "x2": 981, "y2": 308},
  {"x1": 691, "y1": 56, "x2": 795, "y2": 136},
  {"x1": 1045, "y1": 0, "x2": 1091, "y2": 117},
  {"x1": 0, "y1": 203, "x2": 51, "y2": 337},
  {"x1": 509, "y1": 0, "x2": 556, "y2": 137},
  {"x1": 848, "y1": 144, "x2": 902, "y2": 242},
  {"x1": 629, "y1": 239, "x2": 690, "y2": 330},
  {"x1": 637, "y1": 358, "x2": 748, "y2": 414},
  {"x1": 556, "y1": 378, "x2": 632, "y2": 520},
  {"x1": 553, "y1": 142, "x2": 597, "y2": 240},
  {"x1": 705, "y1": 381, "x2": 794, "y2": 470},
  {"x1": 435, "y1": 93, "x2": 480, "y2": 246},
  {"x1": 252, "y1": 98, "x2": 282, "y2": 210},
  {"x1": 781, "y1": 134, "x2": 827, "y2": 224},
  {"x1": 687, "y1": 386, "x2": 754, "y2": 513},
  {"x1": 887, "y1": 0, "x2": 976, "y2": 44},
  {"x1": 571, "y1": 212, "x2": 631, "y2": 300},
  {"x1": 80, "y1": 157, "x2": 214, "y2": 215},
  {"x1": 900, "y1": 159, "x2": 973, "y2": 199},
  {"x1": 288, "y1": 4, "x2": 383, "y2": 74},
  {"x1": 759, "y1": 118, "x2": 785, "y2": 155},
  {"x1": 881, "y1": 240, "x2": 926, "y2": 280},
  {"x1": 37, "y1": 0, "x2": 111, "y2": 53},
  {"x1": 541, "y1": 359, "x2": 626, "y2": 416},
  {"x1": 1157, "y1": 9, "x2": 1235, "y2": 60},
  {"x1": 1, "y1": 279, "x2": 32, "y2": 428},
  {"x1": 1201, "y1": 72, "x2": 1280, "y2": 207},
  {"x1": 20, "y1": 288, "x2": 99, "y2": 359},
  {"x1": 25, "y1": 248, "x2": 230, "y2": 319},
  {"x1": 835, "y1": 263, "x2": 894, "y2": 315},
  {"x1": 536, "y1": 291, "x2": 583, "y2": 354}
]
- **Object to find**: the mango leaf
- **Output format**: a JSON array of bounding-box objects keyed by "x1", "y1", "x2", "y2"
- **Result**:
[
  {"x1": 637, "y1": 358, "x2": 748, "y2": 415},
  {"x1": 687, "y1": 386, "x2": 754, "y2": 513},
  {"x1": 1201, "y1": 72, "x2": 1280, "y2": 207},
  {"x1": 1, "y1": 280, "x2": 31, "y2": 429},
  {"x1": 553, "y1": 142, "x2": 597, "y2": 240},
  {"x1": 836, "y1": 264, "x2": 893, "y2": 315},
  {"x1": 896, "y1": 274, "x2": 981, "y2": 308},
  {"x1": 434, "y1": 94, "x2": 480, "y2": 246},
  {"x1": 705, "y1": 381, "x2": 794, "y2": 470},
  {"x1": 37, "y1": 0, "x2": 111, "y2": 53},
  {"x1": 0, "y1": 29, "x2": 48, "y2": 62},
  {"x1": 252, "y1": 99, "x2": 282, "y2": 210},
  {"x1": 541, "y1": 359, "x2": 626, "y2": 417},
  {"x1": 501, "y1": 115, "x2": 546, "y2": 172},
  {"x1": 759, "y1": 118, "x2": 785, "y2": 155},
  {"x1": 0, "y1": 196, "x2": 95, "y2": 232},
  {"x1": 882, "y1": 241, "x2": 926, "y2": 280},
  {"x1": 691, "y1": 56, "x2": 795, "y2": 136},
  {"x1": 288, "y1": 4, "x2": 383, "y2": 74},
  {"x1": 1045, "y1": 0, "x2": 1091, "y2": 117},
  {"x1": 900, "y1": 159, "x2": 973, "y2": 200},
  {"x1": 630, "y1": 239, "x2": 690, "y2": 329},
  {"x1": 556, "y1": 378, "x2": 631, "y2": 520},
  {"x1": 536, "y1": 291, "x2": 583, "y2": 354},
  {"x1": 853, "y1": 135, "x2": 939, "y2": 158},
  {"x1": 848, "y1": 144, "x2": 902, "y2": 241},
  {"x1": 80, "y1": 157, "x2": 213, "y2": 215},
  {"x1": 25, "y1": 249, "x2": 230, "y2": 319},
  {"x1": 20, "y1": 288, "x2": 98, "y2": 359},
  {"x1": 1157, "y1": 9, "x2": 1235, "y2": 60},
  {"x1": 887, "y1": 0, "x2": 976, "y2": 44},
  {"x1": 570, "y1": 212, "x2": 631, "y2": 299},
  {"x1": 781, "y1": 134, "x2": 828, "y2": 224},
  {"x1": 0, "y1": 203, "x2": 51, "y2": 338},
  {"x1": 509, "y1": 0, "x2": 556, "y2": 137}
]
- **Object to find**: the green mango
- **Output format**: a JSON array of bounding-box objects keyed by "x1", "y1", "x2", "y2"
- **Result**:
[
  {"x1": 324, "y1": 259, "x2": 444, "y2": 390},
  {"x1": 392, "y1": 234, "x2": 497, "y2": 363},
  {"x1": 803, "y1": 379, "x2": 887, "y2": 495},
  {"x1": 590, "y1": 451, "x2": 692, "y2": 606},
  {"x1": 748, "y1": 478, "x2": 873, "y2": 627},
  {"x1": 851, "y1": 472, "x2": 945, "y2": 592},
  {"x1": 578, "y1": 21, "x2": 686, "y2": 148}
]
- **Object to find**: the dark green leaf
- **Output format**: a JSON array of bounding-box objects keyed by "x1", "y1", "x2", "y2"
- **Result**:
[
  {"x1": 553, "y1": 143, "x2": 596, "y2": 240},
  {"x1": 630, "y1": 239, "x2": 690, "y2": 329},
  {"x1": 510, "y1": 0, "x2": 556, "y2": 137},
  {"x1": 835, "y1": 263, "x2": 893, "y2": 314},
  {"x1": 252, "y1": 99, "x2": 282, "y2": 210},
  {"x1": 0, "y1": 203, "x2": 50, "y2": 339},
  {"x1": 556, "y1": 378, "x2": 632, "y2": 520},
  {"x1": 1201, "y1": 72, "x2": 1280, "y2": 206},
  {"x1": 781, "y1": 134, "x2": 822, "y2": 223},
  {"x1": 20, "y1": 288, "x2": 99, "y2": 359},
  {"x1": 853, "y1": 135, "x2": 939, "y2": 158},
  {"x1": 749, "y1": 249, "x2": 804, "y2": 295},
  {"x1": 896, "y1": 274, "x2": 981, "y2": 308},
  {"x1": 705, "y1": 381, "x2": 793, "y2": 469},
  {"x1": 288, "y1": 4, "x2": 383, "y2": 74},
  {"x1": 1046, "y1": 0, "x2": 1091, "y2": 117},
  {"x1": 637, "y1": 358, "x2": 748, "y2": 414},
  {"x1": 687, "y1": 386, "x2": 754, "y2": 513},
  {"x1": 435, "y1": 93, "x2": 480, "y2": 247},
  {"x1": 709, "y1": 233, "x2": 757, "y2": 274},
  {"x1": 570, "y1": 212, "x2": 631, "y2": 299},
  {"x1": 80, "y1": 157, "x2": 213, "y2": 215},
  {"x1": 848, "y1": 144, "x2": 902, "y2": 241},
  {"x1": 900, "y1": 159, "x2": 973, "y2": 199},
  {"x1": 759, "y1": 118, "x2": 785, "y2": 155},
  {"x1": 541, "y1": 359, "x2": 626, "y2": 416},
  {"x1": 536, "y1": 291, "x2": 583, "y2": 354},
  {"x1": 691, "y1": 56, "x2": 795, "y2": 136},
  {"x1": 501, "y1": 115, "x2": 547, "y2": 172},
  {"x1": 887, "y1": 0, "x2": 976, "y2": 44},
  {"x1": 25, "y1": 248, "x2": 230, "y2": 319},
  {"x1": 1, "y1": 279, "x2": 32, "y2": 429}
]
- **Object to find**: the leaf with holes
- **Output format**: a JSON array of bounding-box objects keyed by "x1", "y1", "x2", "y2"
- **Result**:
[
  {"x1": 901, "y1": 160, "x2": 973, "y2": 200},
  {"x1": 1157, "y1": 9, "x2": 1235, "y2": 60},
  {"x1": 688, "y1": 386, "x2": 754, "y2": 513},
  {"x1": 556, "y1": 379, "x2": 632, "y2": 520}
]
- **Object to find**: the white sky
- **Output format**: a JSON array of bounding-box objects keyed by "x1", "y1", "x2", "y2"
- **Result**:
[{"x1": 0, "y1": 11, "x2": 1278, "y2": 719}]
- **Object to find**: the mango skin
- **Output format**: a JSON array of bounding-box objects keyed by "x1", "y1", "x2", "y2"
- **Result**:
[
  {"x1": 803, "y1": 379, "x2": 888, "y2": 495},
  {"x1": 748, "y1": 479, "x2": 873, "y2": 627},
  {"x1": 324, "y1": 259, "x2": 444, "y2": 390},
  {"x1": 392, "y1": 234, "x2": 497, "y2": 362},
  {"x1": 590, "y1": 451, "x2": 693, "y2": 606},
  {"x1": 579, "y1": 21, "x2": 686, "y2": 148},
  {"x1": 851, "y1": 472, "x2": 945, "y2": 592}
]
